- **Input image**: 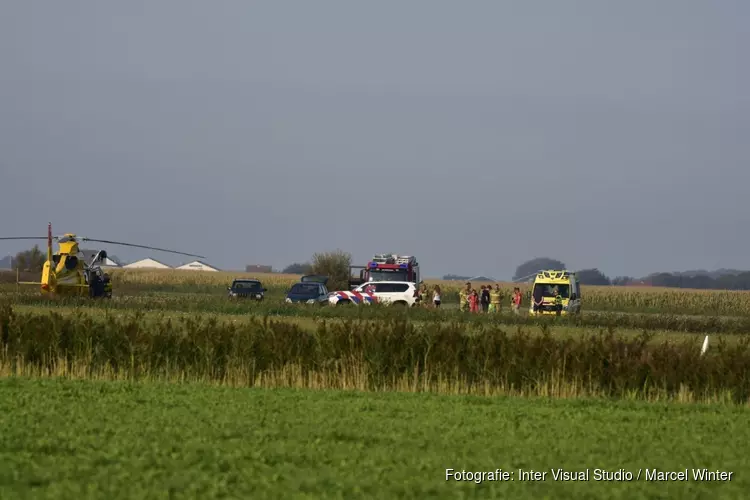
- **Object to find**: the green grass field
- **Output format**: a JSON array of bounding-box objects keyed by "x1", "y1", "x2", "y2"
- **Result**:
[
  {"x1": 2, "y1": 271, "x2": 750, "y2": 498},
  {"x1": 0, "y1": 377, "x2": 746, "y2": 499}
]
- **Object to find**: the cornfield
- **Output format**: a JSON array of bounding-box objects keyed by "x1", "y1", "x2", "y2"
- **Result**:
[
  {"x1": 106, "y1": 269, "x2": 301, "y2": 287},
  {"x1": 103, "y1": 269, "x2": 750, "y2": 317}
]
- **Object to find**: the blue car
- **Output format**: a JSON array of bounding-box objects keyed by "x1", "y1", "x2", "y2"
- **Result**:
[{"x1": 285, "y1": 275, "x2": 330, "y2": 305}]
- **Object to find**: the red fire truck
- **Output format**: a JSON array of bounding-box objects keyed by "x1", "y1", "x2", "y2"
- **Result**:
[{"x1": 348, "y1": 253, "x2": 421, "y2": 289}]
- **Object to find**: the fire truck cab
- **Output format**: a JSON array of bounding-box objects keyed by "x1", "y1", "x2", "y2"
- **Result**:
[{"x1": 349, "y1": 254, "x2": 420, "y2": 289}]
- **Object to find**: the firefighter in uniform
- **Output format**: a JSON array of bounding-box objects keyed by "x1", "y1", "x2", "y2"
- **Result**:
[
  {"x1": 459, "y1": 282, "x2": 471, "y2": 312},
  {"x1": 420, "y1": 283, "x2": 430, "y2": 307},
  {"x1": 103, "y1": 273, "x2": 112, "y2": 298},
  {"x1": 488, "y1": 285, "x2": 501, "y2": 313}
]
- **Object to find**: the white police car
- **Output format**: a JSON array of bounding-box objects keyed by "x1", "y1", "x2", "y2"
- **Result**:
[{"x1": 328, "y1": 281, "x2": 418, "y2": 306}]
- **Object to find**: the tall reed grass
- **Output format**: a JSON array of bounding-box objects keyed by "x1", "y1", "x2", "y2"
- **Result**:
[{"x1": 2, "y1": 301, "x2": 749, "y2": 403}]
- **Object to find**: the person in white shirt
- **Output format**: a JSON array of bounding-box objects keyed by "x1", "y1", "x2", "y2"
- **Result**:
[{"x1": 433, "y1": 285, "x2": 442, "y2": 308}]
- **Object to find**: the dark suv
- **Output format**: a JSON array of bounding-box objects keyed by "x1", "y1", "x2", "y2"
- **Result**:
[
  {"x1": 285, "y1": 275, "x2": 330, "y2": 305},
  {"x1": 227, "y1": 279, "x2": 266, "y2": 301}
]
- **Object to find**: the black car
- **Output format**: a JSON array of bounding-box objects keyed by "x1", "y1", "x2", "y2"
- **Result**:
[{"x1": 227, "y1": 279, "x2": 266, "y2": 301}]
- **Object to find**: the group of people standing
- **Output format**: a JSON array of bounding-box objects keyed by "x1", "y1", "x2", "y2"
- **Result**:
[{"x1": 417, "y1": 282, "x2": 523, "y2": 314}]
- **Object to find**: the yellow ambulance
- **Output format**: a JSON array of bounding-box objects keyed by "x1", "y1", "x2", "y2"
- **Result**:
[{"x1": 528, "y1": 270, "x2": 581, "y2": 316}]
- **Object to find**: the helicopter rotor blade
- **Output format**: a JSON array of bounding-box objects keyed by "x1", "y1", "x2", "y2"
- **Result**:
[
  {"x1": 0, "y1": 236, "x2": 63, "y2": 241},
  {"x1": 80, "y1": 238, "x2": 205, "y2": 259},
  {"x1": 0, "y1": 237, "x2": 48, "y2": 241}
]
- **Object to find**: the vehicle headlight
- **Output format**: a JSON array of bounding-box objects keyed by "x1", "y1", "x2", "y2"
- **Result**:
[{"x1": 307, "y1": 299, "x2": 315, "y2": 304}]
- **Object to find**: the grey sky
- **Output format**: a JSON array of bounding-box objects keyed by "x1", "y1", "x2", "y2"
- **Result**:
[{"x1": 1, "y1": 1, "x2": 748, "y2": 279}]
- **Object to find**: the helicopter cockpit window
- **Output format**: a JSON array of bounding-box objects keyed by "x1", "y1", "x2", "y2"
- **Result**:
[{"x1": 64, "y1": 256, "x2": 78, "y2": 270}]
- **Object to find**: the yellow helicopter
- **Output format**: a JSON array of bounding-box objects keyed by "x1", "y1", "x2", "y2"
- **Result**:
[{"x1": 0, "y1": 223, "x2": 205, "y2": 298}]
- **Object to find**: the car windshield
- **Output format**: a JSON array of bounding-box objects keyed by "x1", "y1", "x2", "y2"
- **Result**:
[
  {"x1": 532, "y1": 284, "x2": 570, "y2": 300},
  {"x1": 233, "y1": 281, "x2": 261, "y2": 291},
  {"x1": 290, "y1": 283, "x2": 320, "y2": 295}
]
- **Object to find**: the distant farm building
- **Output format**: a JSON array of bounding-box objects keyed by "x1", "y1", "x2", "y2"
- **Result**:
[
  {"x1": 246, "y1": 265, "x2": 272, "y2": 273},
  {"x1": 79, "y1": 249, "x2": 122, "y2": 268},
  {"x1": 176, "y1": 260, "x2": 219, "y2": 272},
  {"x1": 123, "y1": 258, "x2": 172, "y2": 269},
  {"x1": 467, "y1": 275, "x2": 497, "y2": 282}
]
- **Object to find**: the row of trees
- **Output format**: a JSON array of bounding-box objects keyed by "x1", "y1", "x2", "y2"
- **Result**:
[
  {"x1": 281, "y1": 251, "x2": 351, "y2": 291},
  {"x1": 6, "y1": 245, "x2": 46, "y2": 272},
  {"x1": 282, "y1": 262, "x2": 313, "y2": 274},
  {"x1": 643, "y1": 272, "x2": 750, "y2": 290},
  {"x1": 511, "y1": 257, "x2": 631, "y2": 286},
  {"x1": 511, "y1": 257, "x2": 750, "y2": 291},
  {"x1": 438, "y1": 258, "x2": 631, "y2": 286},
  {"x1": 295, "y1": 254, "x2": 750, "y2": 291}
]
